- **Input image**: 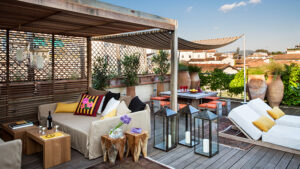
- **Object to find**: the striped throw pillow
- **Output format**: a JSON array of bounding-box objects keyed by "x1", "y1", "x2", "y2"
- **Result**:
[{"x1": 75, "y1": 94, "x2": 104, "y2": 117}]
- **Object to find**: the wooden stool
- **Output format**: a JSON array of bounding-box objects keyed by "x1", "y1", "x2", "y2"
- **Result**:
[
  {"x1": 100, "y1": 135, "x2": 126, "y2": 164},
  {"x1": 125, "y1": 130, "x2": 149, "y2": 162}
]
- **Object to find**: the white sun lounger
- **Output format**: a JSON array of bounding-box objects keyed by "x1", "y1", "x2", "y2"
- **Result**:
[
  {"x1": 228, "y1": 104, "x2": 300, "y2": 151},
  {"x1": 247, "y1": 98, "x2": 300, "y2": 128}
]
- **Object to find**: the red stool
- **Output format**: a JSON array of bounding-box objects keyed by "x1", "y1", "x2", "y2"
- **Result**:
[
  {"x1": 203, "y1": 96, "x2": 220, "y2": 101},
  {"x1": 198, "y1": 102, "x2": 223, "y2": 117},
  {"x1": 150, "y1": 97, "x2": 169, "y2": 113},
  {"x1": 160, "y1": 101, "x2": 187, "y2": 110},
  {"x1": 208, "y1": 100, "x2": 226, "y2": 106}
]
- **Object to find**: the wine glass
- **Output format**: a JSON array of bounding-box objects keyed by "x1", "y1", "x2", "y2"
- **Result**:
[
  {"x1": 54, "y1": 125, "x2": 59, "y2": 133},
  {"x1": 38, "y1": 125, "x2": 43, "y2": 134},
  {"x1": 42, "y1": 127, "x2": 46, "y2": 135}
]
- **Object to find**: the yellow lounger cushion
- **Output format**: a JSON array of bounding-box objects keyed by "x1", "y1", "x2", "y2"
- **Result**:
[
  {"x1": 267, "y1": 107, "x2": 285, "y2": 120},
  {"x1": 55, "y1": 102, "x2": 79, "y2": 113},
  {"x1": 252, "y1": 115, "x2": 275, "y2": 132}
]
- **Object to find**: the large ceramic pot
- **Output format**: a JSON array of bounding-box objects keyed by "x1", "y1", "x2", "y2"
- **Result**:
[
  {"x1": 178, "y1": 71, "x2": 191, "y2": 89},
  {"x1": 157, "y1": 82, "x2": 165, "y2": 96},
  {"x1": 126, "y1": 86, "x2": 136, "y2": 97},
  {"x1": 247, "y1": 75, "x2": 267, "y2": 100},
  {"x1": 190, "y1": 72, "x2": 200, "y2": 89},
  {"x1": 266, "y1": 75, "x2": 284, "y2": 107}
]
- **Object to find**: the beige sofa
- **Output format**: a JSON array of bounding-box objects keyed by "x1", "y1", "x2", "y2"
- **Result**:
[
  {"x1": 0, "y1": 139, "x2": 22, "y2": 169},
  {"x1": 38, "y1": 103, "x2": 151, "y2": 160}
]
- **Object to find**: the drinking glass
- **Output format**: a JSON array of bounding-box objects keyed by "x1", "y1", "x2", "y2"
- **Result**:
[
  {"x1": 38, "y1": 125, "x2": 43, "y2": 134},
  {"x1": 54, "y1": 125, "x2": 59, "y2": 132},
  {"x1": 42, "y1": 127, "x2": 46, "y2": 135}
]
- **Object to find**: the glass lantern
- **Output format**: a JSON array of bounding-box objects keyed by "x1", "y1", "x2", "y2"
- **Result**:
[
  {"x1": 194, "y1": 110, "x2": 219, "y2": 157},
  {"x1": 178, "y1": 105, "x2": 199, "y2": 147},
  {"x1": 154, "y1": 108, "x2": 177, "y2": 152}
]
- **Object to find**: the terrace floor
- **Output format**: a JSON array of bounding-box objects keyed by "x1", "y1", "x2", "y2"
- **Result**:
[{"x1": 21, "y1": 100, "x2": 300, "y2": 169}]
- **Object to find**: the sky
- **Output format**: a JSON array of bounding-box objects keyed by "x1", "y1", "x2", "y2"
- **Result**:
[{"x1": 99, "y1": 0, "x2": 300, "y2": 52}]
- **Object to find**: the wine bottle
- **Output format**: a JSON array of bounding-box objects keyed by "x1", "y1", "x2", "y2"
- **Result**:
[{"x1": 47, "y1": 111, "x2": 52, "y2": 130}]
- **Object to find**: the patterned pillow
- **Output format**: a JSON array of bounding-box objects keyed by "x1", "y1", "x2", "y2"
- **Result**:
[{"x1": 75, "y1": 94, "x2": 104, "y2": 116}]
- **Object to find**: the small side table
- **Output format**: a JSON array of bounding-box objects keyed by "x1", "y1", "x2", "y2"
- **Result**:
[
  {"x1": 100, "y1": 135, "x2": 126, "y2": 164},
  {"x1": 26, "y1": 128, "x2": 71, "y2": 169},
  {"x1": 1, "y1": 122, "x2": 37, "y2": 154},
  {"x1": 125, "y1": 130, "x2": 149, "y2": 162}
]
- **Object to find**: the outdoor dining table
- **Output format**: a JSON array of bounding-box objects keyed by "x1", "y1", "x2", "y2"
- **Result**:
[{"x1": 160, "y1": 90, "x2": 218, "y2": 108}]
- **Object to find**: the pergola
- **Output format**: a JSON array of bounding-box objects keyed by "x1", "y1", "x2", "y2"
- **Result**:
[{"x1": 0, "y1": 0, "x2": 239, "y2": 112}]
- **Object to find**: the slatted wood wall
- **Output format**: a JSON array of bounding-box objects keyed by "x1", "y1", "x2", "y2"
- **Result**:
[{"x1": 0, "y1": 30, "x2": 88, "y2": 124}]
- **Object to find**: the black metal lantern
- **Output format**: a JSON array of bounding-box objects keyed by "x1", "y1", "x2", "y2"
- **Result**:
[
  {"x1": 178, "y1": 105, "x2": 199, "y2": 147},
  {"x1": 194, "y1": 110, "x2": 219, "y2": 157},
  {"x1": 154, "y1": 108, "x2": 177, "y2": 151}
]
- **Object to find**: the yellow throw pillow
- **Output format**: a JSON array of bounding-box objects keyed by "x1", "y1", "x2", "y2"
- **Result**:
[
  {"x1": 252, "y1": 116, "x2": 275, "y2": 132},
  {"x1": 267, "y1": 107, "x2": 285, "y2": 120},
  {"x1": 100, "y1": 109, "x2": 117, "y2": 120},
  {"x1": 55, "y1": 102, "x2": 79, "y2": 113}
]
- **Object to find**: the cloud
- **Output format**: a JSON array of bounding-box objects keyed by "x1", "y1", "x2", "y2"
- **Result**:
[
  {"x1": 219, "y1": 1, "x2": 246, "y2": 13},
  {"x1": 186, "y1": 6, "x2": 193, "y2": 13},
  {"x1": 249, "y1": 0, "x2": 261, "y2": 4}
]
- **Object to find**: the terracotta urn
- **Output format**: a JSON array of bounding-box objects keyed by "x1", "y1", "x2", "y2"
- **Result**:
[
  {"x1": 247, "y1": 75, "x2": 267, "y2": 100},
  {"x1": 178, "y1": 71, "x2": 191, "y2": 89},
  {"x1": 126, "y1": 86, "x2": 136, "y2": 97},
  {"x1": 190, "y1": 72, "x2": 200, "y2": 89},
  {"x1": 157, "y1": 82, "x2": 165, "y2": 96},
  {"x1": 266, "y1": 75, "x2": 284, "y2": 107}
]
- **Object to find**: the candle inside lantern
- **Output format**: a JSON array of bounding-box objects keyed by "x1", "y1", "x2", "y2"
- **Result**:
[
  {"x1": 168, "y1": 134, "x2": 172, "y2": 148},
  {"x1": 185, "y1": 131, "x2": 190, "y2": 144},
  {"x1": 203, "y1": 139, "x2": 209, "y2": 153}
]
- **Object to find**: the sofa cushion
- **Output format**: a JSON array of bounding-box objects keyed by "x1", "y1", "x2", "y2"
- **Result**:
[
  {"x1": 119, "y1": 96, "x2": 133, "y2": 107},
  {"x1": 117, "y1": 101, "x2": 131, "y2": 116},
  {"x1": 129, "y1": 96, "x2": 146, "y2": 112},
  {"x1": 0, "y1": 138, "x2": 4, "y2": 144},
  {"x1": 88, "y1": 87, "x2": 107, "y2": 96},
  {"x1": 55, "y1": 102, "x2": 79, "y2": 113},
  {"x1": 247, "y1": 98, "x2": 273, "y2": 120},
  {"x1": 102, "y1": 98, "x2": 120, "y2": 117},
  {"x1": 101, "y1": 91, "x2": 121, "y2": 112},
  {"x1": 75, "y1": 94, "x2": 104, "y2": 117}
]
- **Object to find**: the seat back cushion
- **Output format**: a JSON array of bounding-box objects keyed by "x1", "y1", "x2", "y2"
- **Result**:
[
  {"x1": 101, "y1": 91, "x2": 121, "y2": 113},
  {"x1": 228, "y1": 105, "x2": 262, "y2": 140},
  {"x1": 247, "y1": 98, "x2": 273, "y2": 120},
  {"x1": 88, "y1": 87, "x2": 107, "y2": 96}
]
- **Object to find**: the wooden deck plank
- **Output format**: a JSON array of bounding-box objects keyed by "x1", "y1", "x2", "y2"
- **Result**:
[
  {"x1": 194, "y1": 146, "x2": 232, "y2": 169},
  {"x1": 264, "y1": 150, "x2": 285, "y2": 169},
  {"x1": 253, "y1": 148, "x2": 277, "y2": 169},
  {"x1": 241, "y1": 147, "x2": 270, "y2": 169},
  {"x1": 169, "y1": 150, "x2": 201, "y2": 169},
  {"x1": 158, "y1": 145, "x2": 194, "y2": 165},
  {"x1": 219, "y1": 147, "x2": 253, "y2": 169},
  {"x1": 275, "y1": 153, "x2": 294, "y2": 169},
  {"x1": 150, "y1": 145, "x2": 185, "y2": 160},
  {"x1": 206, "y1": 148, "x2": 240, "y2": 169},
  {"x1": 230, "y1": 146, "x2": 263, "y2": 169},
  {"x1": 287, "y1": 154, "x2": 300, "y2": 169}
]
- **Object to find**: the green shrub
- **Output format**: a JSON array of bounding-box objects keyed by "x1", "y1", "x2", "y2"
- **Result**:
[
  {"x1": 209, "y1": 69, "x2": 234, "y2": 91},
  {"x1": 229, "y1": 70, "x2": 246, "y2": 95},
  {"x1": 198, "y1": 68, "x2": 210, "y2": 87},
  {"x1": 188, "y1": 65, "x2": 201, "y2": 73},
  {"x1": 92, "y1": 57, "x2": 110, "y2": 90},
  {"x1": 266, "y1": 61, "x2": 285, "y2": 78},
  {"x1": 122, "y1": 53, "x2": 140, "y2": 86},
  {"x1": 152, "y1": 50, "x2": 170, "y2": 82},
  {"x1": 178, "y1": 63, "x2": 188, "y2": 71},
  {"x1": 247, "y1": 67, "x2": 265, "y2": 75},
  {"x1": 281, "y1": 63, "x2": 300, "y2": 106}
]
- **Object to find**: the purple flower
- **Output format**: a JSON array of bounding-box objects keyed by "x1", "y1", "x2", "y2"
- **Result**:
[
  {"x1": 120, "y1": 115, "x2": 131, "y2": 124},
  {"x1": 131, "y1": 127, "x2": 142, "y2": 134}
]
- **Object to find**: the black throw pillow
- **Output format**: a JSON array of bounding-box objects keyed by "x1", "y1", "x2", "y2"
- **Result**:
[
  {"x1": 128, "y1": 96, "x2": 146, "y2": 112},
  {"x1": 101, "y1": 91, "x2": 121, "y2": 112}
]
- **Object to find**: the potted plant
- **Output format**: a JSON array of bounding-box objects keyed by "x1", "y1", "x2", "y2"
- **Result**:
[
  {"x1": 178, "y1": 63, "x2": 191, "y2": 89},
  {"x1": 121, "y1": 53, "x2": 140, "y2": 97},
  {"x1": 92, "y1": 57, "x2": 110, "y2": 90},
  {"x1": 247, "y1": 67, "x2": 267, "y2": 100},
  {"x1": 152, "y1": 50, "x2": 170, "y2": 95},
  {"x1": 266, "y1": 62, "x2": 285, "y2": 107},
  {"x1": 188, "y1": 65, "x2": 201, "y2": 89}
]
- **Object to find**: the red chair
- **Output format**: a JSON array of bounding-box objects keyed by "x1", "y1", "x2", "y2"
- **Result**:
[
  {"x1": 208, "y1": 100, "x2": 226, "y2": 106},
  {"x1": 203, "y1": 96, "x2": 220, "y2": 101},
  {"x1": 160, "y1": 101, "x2": 187, "y2": 110},
  {"x1": 150, "y1": 97, "x2": 169, "y2": 113}
]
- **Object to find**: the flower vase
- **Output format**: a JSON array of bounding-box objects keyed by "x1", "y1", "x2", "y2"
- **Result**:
[{"x1": 109, "y1": 128, "x2": 123, "y2": 139}]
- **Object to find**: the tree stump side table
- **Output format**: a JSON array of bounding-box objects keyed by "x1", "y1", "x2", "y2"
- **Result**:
[
  {"x1": 125, "y1": 130, "x2": 149, "y2": 162},
  {"x1": 100, "y1": 135, "x2": 126, "y2": 164}
]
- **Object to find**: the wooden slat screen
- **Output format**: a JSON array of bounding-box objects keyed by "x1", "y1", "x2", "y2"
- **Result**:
[{"x1": 0, "y1": 29, "x2": 87, "y2": 124}]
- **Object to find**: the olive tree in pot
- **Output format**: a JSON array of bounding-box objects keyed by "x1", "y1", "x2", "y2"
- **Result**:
[
  {"x1": 247, "y1": 67, "x2": 267, "y2": 100},
  {"x1": 122, "y1": 53, "x2": 140, "y2": 97},
  {"x1": 152, "y1": 50, "x2": 170, "y2": 95},
  {"x1": 266, "y1": 62, "x2": 285, "y2": 107},
  {"x1": 92, "y1": 57, "x2": 110, "y2": 90},
  {"x1": 178, "y1": 63, "x2": 191, "y2": 89},
  {"x1": 188, "y1": 65, "x2": 201, "y2": 89}
]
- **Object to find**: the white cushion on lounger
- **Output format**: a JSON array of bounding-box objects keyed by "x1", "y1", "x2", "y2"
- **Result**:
[
  {"x1": 247, "y1": 98, "x2": 273, "y2": 120},
  {"x1": 262, "y1": 125, "x2": 300, "y2": 150},
  {"x1": 228, "y1": 105, "x2": 262, "y2": 140},
  {"x1": 276, "y1": 115, "x2": 300, "y2": 128}
]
